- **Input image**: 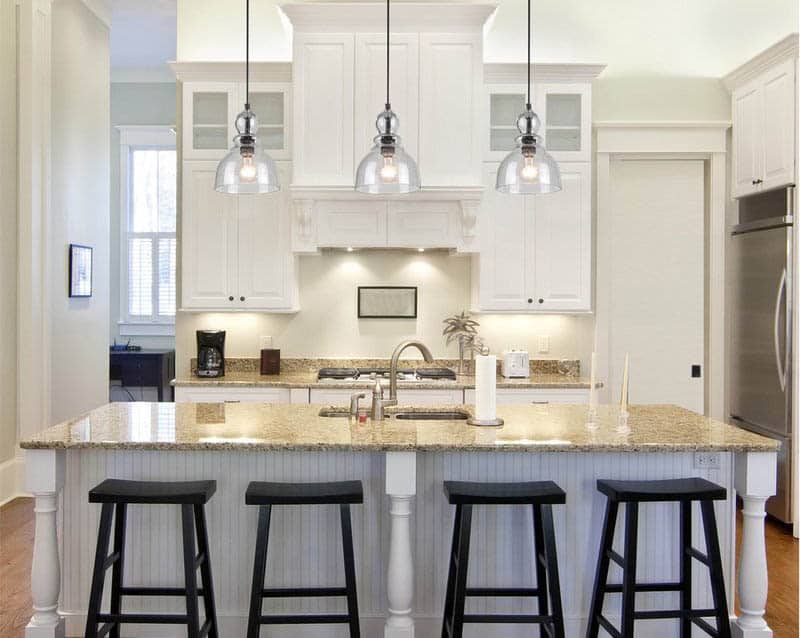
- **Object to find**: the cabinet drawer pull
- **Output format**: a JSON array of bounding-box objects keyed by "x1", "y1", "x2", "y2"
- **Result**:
[
  {"x1": 224, "y1": 400, "x2": 241, "y2": 403},
  {"x1": 531, "y1": 400, "x2": 549, "y2": 404}
]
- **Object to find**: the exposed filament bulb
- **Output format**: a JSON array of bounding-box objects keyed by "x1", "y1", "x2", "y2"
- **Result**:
[
  {"x1": 239, "y1": 154, "x2": 257, "y2": 182},
  {"x1": 521, "y1": 155, "x2": 539, "y2": 182},
  {"x1": 380, "y1": 155, "x2": 399, "y2": 183}
]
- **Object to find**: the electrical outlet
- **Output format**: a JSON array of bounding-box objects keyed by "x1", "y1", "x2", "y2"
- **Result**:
[
  {"x1": 694, "y1": 452, "x2": 720, "y2": 470},
  {"x1": 538, "y1": 335, "x2": 550, "y2": 353}
]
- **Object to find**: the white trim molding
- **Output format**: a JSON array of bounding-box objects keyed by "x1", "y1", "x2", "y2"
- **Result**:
[
  {"x1": 77, "y1": 0, "x2": 111, "y2": 28},
  {"x1": 0, "y1": 454, "x2": 26, "y2": 507},
  {"x1": 595, "y1": 121, "x2": 729, "y2": 422},
  {"x1": 723, "y1": 33, "x2": 799, "y2": 91},
  {"x1": 168, "y1": 61, "x2": 292, "y2": 83},
  {"x1": 485, "y1": 62, "x2": 606, "y2": 84}
]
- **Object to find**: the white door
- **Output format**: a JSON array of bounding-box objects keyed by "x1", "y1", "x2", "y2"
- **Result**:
[
  {"x1": 181, "y1": 161, "x2": 238, "y2": 309},
  {"x1": 608, "y1": 160, "x2": 705, "y2": 412},
  {"x1": 531, "y1": 162, "x2": 592, "y2": 311},
  {"x1": 237, "y1": 164, "x2": 297, "y2": 310},
  {"x1": 732, "y1": 80, "x2": 763, "y2": 198},
  {"x1": 761, "y1": 58, "x2": 796, "y2": 192}
]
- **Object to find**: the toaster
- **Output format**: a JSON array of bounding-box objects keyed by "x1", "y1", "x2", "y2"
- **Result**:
[{"x1": 501, "y1": 350, "x2": 530, "y2": 378}]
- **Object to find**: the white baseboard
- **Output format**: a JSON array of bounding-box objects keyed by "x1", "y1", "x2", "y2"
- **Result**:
[{"x1": 0, "y1": 455, "x2": 26, "y2": 507}]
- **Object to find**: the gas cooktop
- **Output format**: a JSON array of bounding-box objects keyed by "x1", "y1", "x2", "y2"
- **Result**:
[{"x1": 317, "y1": 367, "x2": 457, "y2": 382}]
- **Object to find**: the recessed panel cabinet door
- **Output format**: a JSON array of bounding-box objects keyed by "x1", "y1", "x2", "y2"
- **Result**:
[
  {"x1": 532, "y1": 163, "x2": 592, "y2": 311},
  {"x1": 293, "y1": 33, "x2": 355, "y2": 186},
  {"x1": 733, "y1": 81, "x2": 762, "y2": 198},
  {"x1": 237, "y1": 164, "x2": 297, "y2": 310},
  {"x1": 418, "y1": 33, "x2": 482, "y2": 186},
  {"x1": 355, "y1": 33, "x2": 419, "y2": 163},
  {"x1": 761, "y1": 58, "x2": 796, "y2": 192},
  {"x1": 477, "y1": 165, "x2": 529, "y2": 310},
  {"x1": 181, "y1": 162, "x2": 238, "y2": 309}
]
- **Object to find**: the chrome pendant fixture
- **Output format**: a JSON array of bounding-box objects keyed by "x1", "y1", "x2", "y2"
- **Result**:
[
  {"x1": 215, "y1": 0, "x2": 280, "y2": 194},
  {"x1": 496, "y1": 0, "x2": 560, "y2": 194},
  {"x1": 354, "y1": 0, "x2": 420, "y2": 194}
]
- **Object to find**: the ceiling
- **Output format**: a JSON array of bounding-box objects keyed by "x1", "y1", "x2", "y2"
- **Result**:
[{"x1": 111, "y1": 0, "x2": 799, "y2": 81}]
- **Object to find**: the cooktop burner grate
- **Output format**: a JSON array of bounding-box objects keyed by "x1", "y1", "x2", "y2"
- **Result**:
[{"x1": 317, "y1": 368, "x2": 359, "y2": 380}]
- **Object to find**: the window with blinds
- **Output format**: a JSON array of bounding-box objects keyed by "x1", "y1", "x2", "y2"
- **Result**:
[{"x1": 125, "y1": 148, "x2": 177, "y2": 323}]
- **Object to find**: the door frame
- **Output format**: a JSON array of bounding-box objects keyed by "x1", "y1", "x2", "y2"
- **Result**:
[{"x1": 595, "y1": 121, "x2": 730, "y2": 419}]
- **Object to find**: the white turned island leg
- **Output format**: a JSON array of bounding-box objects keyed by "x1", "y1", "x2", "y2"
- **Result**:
[
  {"x1": 25, "y1": 449, "x2": 66, "y2": 638},
  {"x1": 385, "y1": 452, "x2": 417, "y2": 638},
  {"x1": 734, "y1": 451, "x2": 778, "y2": 638}
]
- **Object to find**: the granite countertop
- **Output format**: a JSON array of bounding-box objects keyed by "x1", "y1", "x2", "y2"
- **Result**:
[
  {"x1": 172, "y1": 370, "x2": 593, "y2": 390},
  {"x1": 20, "y1": 402, "x2": 778, "y2": 453}
]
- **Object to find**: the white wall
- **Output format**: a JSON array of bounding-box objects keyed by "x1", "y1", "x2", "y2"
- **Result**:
[
  {"x1": 110, "y1": 82, "x2": 177, "y2": 349},
  {"x1": 0, "y1": 0, "x2": 17, "y2": 464},
  {"x1": 175, "y1": 251, "x2": 594, "y2": 376},
  {"x1": 49, "y1": 0, "x2": 111, "y2": 424}
]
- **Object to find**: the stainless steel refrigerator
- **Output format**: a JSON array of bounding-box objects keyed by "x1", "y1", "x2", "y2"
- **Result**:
[{"x1": 730, "y1": 187, "x2": 794, "y2": 523}]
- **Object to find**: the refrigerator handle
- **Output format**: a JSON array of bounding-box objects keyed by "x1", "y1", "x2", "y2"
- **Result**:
[{"x1": 774, "y1": 267, "x2": 787, "y2": 391}]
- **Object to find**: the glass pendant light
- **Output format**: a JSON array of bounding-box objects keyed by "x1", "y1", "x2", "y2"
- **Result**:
[
  {"x1": 355, "y1": 0, "x2": 420, "y2": 194},
  {"x1": 215, "y1": 0, "x2": 279, "y2": 194},
  {"x1": 496, "y1": 0, "x2": 561, "y2": 194}
]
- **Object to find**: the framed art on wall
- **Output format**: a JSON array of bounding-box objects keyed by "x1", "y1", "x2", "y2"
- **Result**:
[
  {"x1": 69, "y1": 244, "x2": 93, "y2": 298},
  {"x1": 358, "y1": 286, "x2": 418, "y2": 319}
]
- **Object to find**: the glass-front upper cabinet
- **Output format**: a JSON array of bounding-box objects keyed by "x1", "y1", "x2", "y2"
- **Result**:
[
  {"x1": 485, "y1": 83, "x2": 591, "y2": 162},
  {"x1": 182, "y1": 81, "x2": 291, "y2": 160}
]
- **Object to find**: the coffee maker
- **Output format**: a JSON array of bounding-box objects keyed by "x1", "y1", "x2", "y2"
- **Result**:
[{"x1": 196, "y1": 330, "x2": 225, "y2": 377}]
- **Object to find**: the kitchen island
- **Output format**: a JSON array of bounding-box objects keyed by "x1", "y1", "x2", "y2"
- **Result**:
[{"x1": 21, "y1": 403, "x2": 777, "y2": 638}]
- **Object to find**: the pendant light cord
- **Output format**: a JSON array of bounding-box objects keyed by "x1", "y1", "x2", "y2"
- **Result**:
[
  {"x1": 245, "y1": 0, "x2": 250, "y2": 108},
  {"x1": 526, "y1": 0, "x2": 531, "y2": 110},
  {"x1": 385, "y1": 0, "x2": 390, "y2": 110}
]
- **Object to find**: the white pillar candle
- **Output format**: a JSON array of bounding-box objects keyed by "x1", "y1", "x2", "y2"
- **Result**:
[
  {"x1": 620, "y1": 353, "x2": 630, "y2": 413},
  {"x1": 474, "y1": 354, "x2": 497, "y2": 422}
]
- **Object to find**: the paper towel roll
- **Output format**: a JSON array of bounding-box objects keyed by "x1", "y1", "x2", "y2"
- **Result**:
[{"x1": 474, "y1": 354, "x2": 497, "y2": 421}]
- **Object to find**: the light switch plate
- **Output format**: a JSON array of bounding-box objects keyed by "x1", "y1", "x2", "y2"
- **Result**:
[{"x1": 538, "y1": 335, "x2": 550, "y2": 353}]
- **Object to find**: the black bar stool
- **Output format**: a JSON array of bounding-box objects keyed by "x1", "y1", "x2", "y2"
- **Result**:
[
  {"x1": 85, "y1": 479, "x2": 219, "y2": 638},
  {"x1": 586, "y1": 478, "x2": 732, "y2": 638},
  {"x1": 441, "y1": 480, "x2": 567, "y2": 638},
  {"x1": 245, "y1": 480, "x2": 363, "y2": 637}
]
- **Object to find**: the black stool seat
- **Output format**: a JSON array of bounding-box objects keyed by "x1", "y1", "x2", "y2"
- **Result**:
[
  {"x1": 246, "y1": 480, "x2": 363, "y2": 505},
  {"x1": 597, "y1": 477, "x2": 726, "y2": 503},
  {"x1": 444, "y1": 480, "x2": 566, "y2": 505},
  {"x1": 246, "y1": 480, "x2": 363, "y2": 637},
  {"x1": 587, "y1": 477, "x2": 731, "y2": 638},
  {"x1": 85, "y1": 479, "x2": 219, "y2": 638},
  {"x1": 441, "y1": 480, "x2": 566, "y2": 638},
  {"x1": 89, "y1": 479, "x2": 216, "y2": 504}
]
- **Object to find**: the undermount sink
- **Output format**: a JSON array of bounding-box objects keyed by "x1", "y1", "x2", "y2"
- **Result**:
[{"x1": 317, "y1": 408, "x2": 470, "y2": 421}]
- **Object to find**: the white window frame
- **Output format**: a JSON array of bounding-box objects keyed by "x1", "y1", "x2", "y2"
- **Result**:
[{"x1": 118, "y1": 125, "x2": 177, "y2": 336}]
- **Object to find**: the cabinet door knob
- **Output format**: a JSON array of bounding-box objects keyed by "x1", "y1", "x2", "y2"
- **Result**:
[
  {"x1": 240, "y1": 296, "x2": 246, "y2": 302},
  {"x1": 228, "y1": 296, "x2": 234, "y2": 301},
  {"x1": 538, "y1": 298, "x2": 544, "y2": 304},
  {"x1": 752, "y1": 178, "x2": 763, "y2": 185},
  {"x1": 527, "y1": 298, "x2": 533, "y2": 304}
]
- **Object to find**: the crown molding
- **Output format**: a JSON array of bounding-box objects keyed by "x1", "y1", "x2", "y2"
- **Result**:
[
  {"x1": 484, "y1": 63, "x2": 606, "y2": 84},
  {"x1": 722, "y1": 33, "x2": 799, "y2": 90},
  {"x1": 595, "y1": 121, "x2": 730, "y2": 155},
  {"x1": 168, "y1": 61, "x2": 292, "y2": 83},
  {"x1": 594, "y1": 120, "x2": 731, "y2": 129},
  {"x1": 280, "y1": 2, "x2": 497, "y2": 33},
  {"x1": 77, "y1": 0, "x2": 111, "y2": 28}
]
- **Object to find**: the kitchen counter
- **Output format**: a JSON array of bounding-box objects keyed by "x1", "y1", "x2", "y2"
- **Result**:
[
  {"x1": 21, "y1": 402, "x2": 776, "y2": 452},
  {"x1": 21, "y1": 402, "x2": 779, "y2": 638}
]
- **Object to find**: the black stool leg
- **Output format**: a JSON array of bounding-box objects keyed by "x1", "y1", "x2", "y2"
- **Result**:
[
  {"x1": 194, "y1": 504, "x2": 219, "y2": 638},
  {"x1": 450, "y1": 505, "x2": 473, "y2": 638},
  {"x1": 586, "y1": 499, "x2": 619, "y2": 638},
  {"x1": 532, "y1": 504, "x2": 550, "y2": 623},
  {"x1": 540, "y1": 504, "x2": 565, "y2": 638},
  {"x1": 620, "y1": 503, "x2": 639, "y2": 638},
  {"x1": 340, "y1": 504, "x2": 361, "y2": 638},
  {"x1": 181, "y1": 504, "x2": 201, "y2": 638},
  {"x1": 247, "y1": 505, "x2": 271, "y2": 638},
  {"x1": 700, "y1": 500, "x2": 732, "y2": 638},
  {"x1": 680, "y1": 501, "x2": 692, "y2": 638},
  {"x1": 441, "y1": 504, "x2": 464, "y2": 638},
  {"x1": 109, "y1": 503, "x2": 127, "y2": 638},
  {"x1": 85, "y1": 503, "x2": 114, "y2": 638}
]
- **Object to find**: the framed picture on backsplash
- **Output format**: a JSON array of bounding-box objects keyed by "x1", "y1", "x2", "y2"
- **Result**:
[
  {"x1": 358, "y1": 286, "x2": 417, "y2": 319},
  {"x1": 68, "y1": 244, "x2": 93, "y2": 298}
]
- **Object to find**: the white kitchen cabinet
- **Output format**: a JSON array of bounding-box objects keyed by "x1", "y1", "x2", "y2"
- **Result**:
[
  {"x1": 175, "y1": 387, "x2": 293, "y2": 403},
  {"x1": 387, "y1": 201, "x2": 458, "y2": 248},
  {"x1": 310, "y1": 388, "x2": 463, "y2": 406},
  {"x1": 182, "y1": 81, "x2": 291, "y2": 161},
  {"x1": 315, "y1": 200, "x2": 388, "y2": 248},
  {"x1": 292, "y1": 33, "x2": 355, "y2": 186},
  {"x1": 730, "y1": 56, "x2": 796, "y2": 197},
  {"x1": 181, "y1": 162, "x2": 298, "y2": 311},
  {"x1": 474, "y1": 163, "x2": 592, "y2": 312},
  {"x1": 465, "y1": 388, "x2": 589, "y2": 405}
]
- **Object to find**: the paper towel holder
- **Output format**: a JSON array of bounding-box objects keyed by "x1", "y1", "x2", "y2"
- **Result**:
[{"x1": 467, "y1": 417, "x2": 505, "y2": 427}]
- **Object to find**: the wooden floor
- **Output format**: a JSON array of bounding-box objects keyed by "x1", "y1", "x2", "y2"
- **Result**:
[{"x1": 1, "y1": 497, "x2": 797, "y2": 637}]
